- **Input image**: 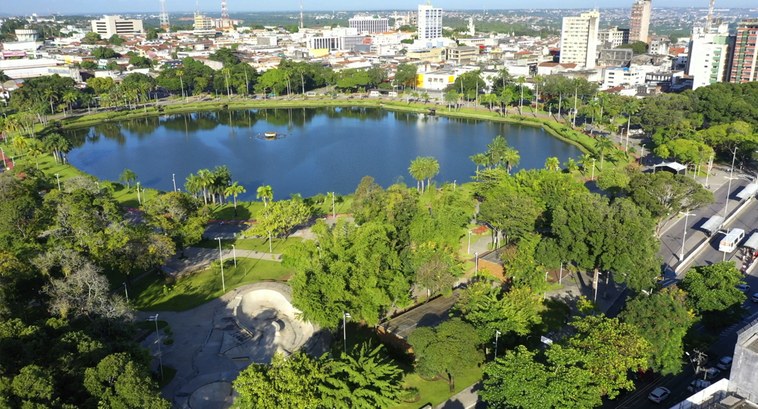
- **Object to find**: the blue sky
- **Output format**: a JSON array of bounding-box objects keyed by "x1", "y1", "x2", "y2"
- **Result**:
[{"x1": 2, "y1": 0, "x2": 748, "y2": 15}]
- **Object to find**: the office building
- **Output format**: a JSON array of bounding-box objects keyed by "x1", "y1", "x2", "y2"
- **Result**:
[
  {"x1": 687, "y1": 24, "x2": 732, "y2": 90},
  {"x1": 193, "y1": 13, "x2": 215, "y2": 31},
  {"x1": 598, "y1": 26, "x2": 630, "y2": 48},
  {"x1": 629, "y1": 0, "x2": 652, "y2": 43},
  {"x1": 349, "y1": 16, "x2": 389, "y2": 34},
  {"x1": 729, "y1": 19, "x2": 758, "y2": 84},
  {"x1": 559, "y1": 11, "x2": 601, "y2": 69},
  {"x1": 418, "y1": 3, "x2": 443, "y2": 41},
  {"x1": 90, "y1": 15, "x2": 144, "y2": 37},
  {"x1": 445, "y1": 46, "x2": 479, "y2": 65}
]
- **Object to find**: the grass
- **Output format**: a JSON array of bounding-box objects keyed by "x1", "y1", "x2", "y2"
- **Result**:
[
  {"x1": 392, "y1": 365, "x2": 484, "y2": 409},
  {"x1": 194, "y1": 236, "x2": 302, "y2": 253},
  {"x1": 131, "y1": 258, "x2": 293, "y2": 311}
]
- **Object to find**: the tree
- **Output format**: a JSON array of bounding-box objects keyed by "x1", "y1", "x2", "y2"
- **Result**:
[
  {"x1": 594, "y1": 136, "x2": 615, "y2": 170},
  {"x1": 444, "y1": 89, "x2": 460, "y2": 111},
  {"x1": 82, "y1": 31, "x2": 101, "y2": 44},
  {"x1": 408, "y1": 157, "x2": 426, "y2": 192},
  {"x1": 680, "y1": 262, "x2": 746, "y2": 314},
  {"x1": 479, "y1": 189, "x2": 542, "y2": 247},
  {"x1": 45, "y1": 262, "x2": 131, "y2": 320},
  {"x1": 414, "y1": 253, "x2": 457, "y2": 298},
  {"x1": 11, "y1": 364, "x2": 56, "y2": 406},
  {"x1": 621, "y1": 287, "x2": 695, "y2": 375},
  {"x1": 544, "y1": 156, "x2": 560, "y2": 171},
  {"x1": 626, "y1": 171, "x2": 713, "y2": 222},
  {"x1": 470, "y1": 152, "x2": 489, "y2": 173},
  {"x1": 394, "y1": 63, "x2": 417, "y2": 89},
  {"x1": 119, "y1": 168, "x2": 137, "y2": 190},
  {"x1": 618, "y1": 40, "x2": 648, "y2": 54},
  {"x1": 256, "y1": 184, "x2": 273, "y2": 207},
  {"x1": 108, "y1": 34, "x2": 125, "y2": 46},
  {"x1": 350, "y1": 176, "x2": 385, "y2": 225},
  {"x1": 143, "y1": 191, "x2": 209, "y2": 250},
  {"x1": 408, "y1": 318, "x2": 483, "y2": 390},
  {"x1": 224, "y1": 181, "x2": 246, "y2": 213},
  {"x1": 92, "y1": 46, "x2": 119, "y2": 59},
  {"x1": 234, "y1": 352, "x2": 325, "y2": 409},
  {"x1": 321, "y1": 343, "x2": 403, "y2": 409},
  {"x1": 84, "y1": 353, "x2": 170, "y2": 409}
]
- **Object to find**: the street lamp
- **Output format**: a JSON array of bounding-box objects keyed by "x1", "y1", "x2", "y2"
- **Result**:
[
  {"x1": 54, "y1": 173, "x2": 61, "y2": 191},
  {"x1": 467, "y1": 230, "x2": 471, "y2": 255},
  {"x1": 494, "y1": 330, "x2": 502, "y2": 360},
  {"x1": 172, "y1": 173, "x2": 177, "y2": 192},
  {"x1": 679, "y1": 211, "x2": 696, "y2": 261},
  {"x1": 342, "y1": 312, "x2": 351, "y2": 355},
  {"x1": 231, "y1": 244, "x2": 237, "y2": 267},
  {"x1": 724, "y1": 147, "x2": 739, "y2": 217},
  {"x1": 215, "y1": 237, "x2": 226, "y2": 292},
  {"x1": 331, "y1": 192, "x2": 336, "y2": 219},
  {"x1": 147, "y1": 314, "x2": 164, "y2": 379},
  {"x1": 136, "y1": 182, "x2": 142, "y2": 205},
  {"x1": 475, "y1": 252, "x2": 479, "y2": 276}
]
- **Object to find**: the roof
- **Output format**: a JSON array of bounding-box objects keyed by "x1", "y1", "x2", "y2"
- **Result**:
[
  {"x1": 654, "y1": 161, "x2": 687, "y2": 172},
  {"x1": 737, "y1": 183, "x2": 758, "y2": 200},
  {"x1": 744, "y1": 233, "x2": 758, "y2": 250},
  {"x1": 701, "y1": 215, "x2": 725, "y2": 233}
]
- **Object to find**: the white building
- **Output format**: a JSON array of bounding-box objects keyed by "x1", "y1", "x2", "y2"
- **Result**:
[
  {"x1": 418, "y1": 3, "x2": 443, "y2": 41},
  {"x1": 602, "y1": 66, "x2": 646, "y2": 89},
  {"x1": 629, "y1": 0, "x2": 652, "y2": 43},
  {"x1": 598, "y1": 26, "x2": 629, "y2": 48},
  {"x1": 90, "y1": 15, "x2": 144, "y2": 38},
  {"x1": 348, "y1": 16, "x2": 389, "y2": 34},
  {"x1": 559, "y1": 11, "x2": 600, "y2": 69},
  {"x1": 687, "y1": 24, "x2": 731, "y2": 90}
]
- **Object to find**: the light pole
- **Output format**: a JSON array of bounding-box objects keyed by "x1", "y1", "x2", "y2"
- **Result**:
[
  {"x1": 123, "y1": 281, "x2": 129, "y2": 303},
  {"x1": 148, "y1": 314, "x2": 164, "y2": 379},
  {"x1": 331, "y1": 192, "x2": 336, "y2": 219},
  {"x1": 136, "y1": 182, "x2": 142, "y2": 205},
  {"x1": 475, "y1": 252, "x2": 479, "y2": 276},
  {"x1": 342, "y1": 312, "x2": 351, "y2": 355},
  {"x1": 216, "y1": 237, "x2": 226, "y2": 292},
  {"x1": 467, "y1": 230, "x2": 471, "y2": 255},
  {"x1": 679, "y1": 211, "x2": 696, "y2": 261},
  {"x1": 172, "y1": 173, "x2": 177, "y2": 192},
  {"x1": 54, "y1": 173, "x2": 61, "y2": 191},
  {"x1": 724, "y1": 175, "x2": 739, "y2": 217},
  {"x1": 494, "y1": 330, "x2": 501, "y2": 360},
  {"x1": 591, "y1": 158, "x2": 596, "y2": 181},
  {"x1": 231, "y1": 244, "x2": 237, "y2": 267}
]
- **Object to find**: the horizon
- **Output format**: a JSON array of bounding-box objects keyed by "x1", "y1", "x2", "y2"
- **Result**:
[{"x1": 2, "y1": 0, "x2": 754, "y2": 16}]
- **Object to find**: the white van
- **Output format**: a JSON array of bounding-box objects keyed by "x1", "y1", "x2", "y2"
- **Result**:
[
  {"x1": 368, "y1": 90, "x2": 381, "y2": 97},
  {"x1": 719, "y1": 228, "x2": 745, "y2": 253}
]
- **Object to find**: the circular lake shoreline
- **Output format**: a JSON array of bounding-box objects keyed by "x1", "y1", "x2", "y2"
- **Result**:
[{"x1": 65, "y1": 107, "x2": 583, "y2": 200}]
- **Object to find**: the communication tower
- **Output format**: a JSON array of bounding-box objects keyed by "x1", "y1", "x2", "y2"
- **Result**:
[{"x1": 159, "y1": 0, "x2": 170, "y2": 32}]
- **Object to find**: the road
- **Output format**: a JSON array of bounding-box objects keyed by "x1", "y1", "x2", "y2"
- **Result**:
[{"x1": 688, "y1": 198, "x2": 758, "y2": 271}]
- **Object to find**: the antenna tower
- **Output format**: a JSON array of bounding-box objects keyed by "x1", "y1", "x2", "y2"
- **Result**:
[
  {"x1": 299, "y1": 0, "x2": 304, "y2": 30},
  {"x1": 221, "y1": 0, "x2": 230, "y2": 26},
  {"x1": 159, "y1": 0, "x2": 170, "y2": 32},
  {"x1": 705, "y1": 0, "x2": 715, "y2": 32}
]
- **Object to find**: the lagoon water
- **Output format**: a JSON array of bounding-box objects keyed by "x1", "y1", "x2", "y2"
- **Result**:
[{"x1": 66, "y1": 107, "x2": 583, "y2": 200}]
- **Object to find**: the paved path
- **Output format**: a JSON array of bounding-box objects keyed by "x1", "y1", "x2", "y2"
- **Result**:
[{"x1": 162, "y1": 247, "x2": 281, "y2": 275}]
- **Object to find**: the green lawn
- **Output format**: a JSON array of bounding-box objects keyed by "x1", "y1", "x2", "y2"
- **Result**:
[
  {"x1": 131, "y1": 258, "x2": 293, "y2": 311},
  {"x1": 393, "y1": 366, "x2": 484, "y2": 409},
  {"x1": 194, "y1": 236, "x2": 302, "y2": 253}
]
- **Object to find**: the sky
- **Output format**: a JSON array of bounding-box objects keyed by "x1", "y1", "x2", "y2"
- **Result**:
[{"x1": 1, "y1": 0, "x2": 751, "y2": 15}]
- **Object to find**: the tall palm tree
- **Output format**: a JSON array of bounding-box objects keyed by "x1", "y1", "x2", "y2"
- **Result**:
[
  {"x1": 224, "y1": 182, "x2": 246, "y2": 214},
  {"x1": 196, "y1": 168, "x2": 213, "y2": 205},
  {"x1": 119, "y1": 168, "x2": 137, "y2": 190},
  {"x1": 211, "y1": 165, "x2": 231, "y2": 204},
  {"x1": 486, "y1": 135, "x2": 509, "y2": 168},
  {"x1": 256, "y1": 185, "x2": 273, "y2": 207},
  {"x1": 422, "y1": 157, "x2": 440, "y2": 190},
  {"x1": 516, "y1": 76, "x2": 526, "y2": 115},
  {"x1": 544, "y1": 156, "x2": 560, "y2": 172},
  {"x1": 27, "y1": 139, "x2": 44, "y2": 169},
  {"x1": 594, "y1": 136, "x2": 615, "y2": 170},
  {"x1": 62, "y1": 91, "x2": 79, "y2": 116},
  {"x1": 470, "y1": 153, "x2": 489, "y2": 173},
  {"x1": 564, "y1": 158, "x2": 579, "y2": 173},
  {"x1": 43, "y1": 133, "x2": 71, "y2": 163},
  {"x1": 503, "y1": 147, "x2": 520, "y2": 174},
  {"x1": 409, "y1": 157, "x2": 426, "y2": 192},
  {"x1": 185, "y1": 173, "x2": 202, "y2": 199}
]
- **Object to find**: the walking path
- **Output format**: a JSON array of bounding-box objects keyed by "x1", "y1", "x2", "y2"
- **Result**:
[{"x1": 161, "y1": 247, "x2": 281, "y2": 275}]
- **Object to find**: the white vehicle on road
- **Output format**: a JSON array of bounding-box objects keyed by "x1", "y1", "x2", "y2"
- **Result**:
[{"x1": 719, "y1": 228, "x2": 745, "y2": 253}]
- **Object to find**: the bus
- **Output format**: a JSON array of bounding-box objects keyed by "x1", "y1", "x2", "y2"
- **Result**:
[{"x1": 719, "y1": 228, "x2": 745, "y2": 253}]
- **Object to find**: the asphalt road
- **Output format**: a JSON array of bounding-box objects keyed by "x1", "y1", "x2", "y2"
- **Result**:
[{"x1": 690, "y1": 198, "x2": 758, "y2": 271}]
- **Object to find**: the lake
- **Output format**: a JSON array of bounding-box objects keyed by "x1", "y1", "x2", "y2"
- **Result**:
[{"x1": 66, "y1": 107, "x2": 583, "y2": 200}]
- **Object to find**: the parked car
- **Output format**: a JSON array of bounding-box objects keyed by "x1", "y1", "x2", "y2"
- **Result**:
[
  {"x1": 717, "y1": 356, "x2": 733, "y2": 371},
  {"x1": 648, "y1": 387, "x2": 671, "y2": 403},
  {"x1": 688, "y1": 379, "x2": 712, "y2": 392},
  {"x1": 703, "y1": 367, "x2": 721, "y2": 380},
  {"x1": 737, "y1": 284, "x2": 751, "y2": 292},
  {"x1": 752, "y1": 292, "x2": 758, "y2": 303}
]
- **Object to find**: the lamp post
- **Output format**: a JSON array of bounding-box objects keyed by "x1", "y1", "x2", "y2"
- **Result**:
[
  {"x1": 494, "y1": 330, "x2": 501, "y2": 360},
  {"x1": 467, "y1": 230, "x2": 471, "y2": 255},
  {"x1": 591, "y1": 158, "x2": 596, "y2": 181},
  {"x1": 475, "y1": 252, "x2": 479, "y2": 276},
  {"x1": 679, "y1": 211, "x2": 696, "y2": 261},
  {"x1": 172, "y1": 173, "x2": 177, "y2": 192},
  {"x1": 342, "y1": 312, "x2": 351, "y2": 355},
  {"x1": 136, "y1": 182, "x2": 142, "y2": 205},
  {"x1": 148, "y1": 314, "x2": 164, "y2": 379},
  {"x1": 54, "y1": 173, "x2": 61, "y2": 191},
  {"x1": 724, "y1": 175, "x2": 739, "y2": 218},
  {"x1": 123, "y1": 281, "x2": 129, "y2": 303},
  {"x1": 216, "y1": 237, "x2": 226, "y2": 292},
  {"x1": 231, "y1": 244, "x2": 237, "y2": 267},
  {"x1": 331, "y1": 192, "x2": 336, "y2": 219}
]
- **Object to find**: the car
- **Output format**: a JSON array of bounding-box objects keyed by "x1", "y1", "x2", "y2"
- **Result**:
[
  {"x1": 717, "y1": 356, "x2": 733, "y2": 370},
  {"x1": 737, "y1": 284, "x2": 751, "y2": 292},
  {"x1": 648, "y1": 386, "x2": 671, "y2": 403},
  {"x1": 703, "y1": 367, "x2": 721, "y2": 380},
  {"x1": 752, "y1": 292, "x2": 758, "y2": 303},
  {"x1": 688, "y1": 379, "x2": 712, "y2": 392}
]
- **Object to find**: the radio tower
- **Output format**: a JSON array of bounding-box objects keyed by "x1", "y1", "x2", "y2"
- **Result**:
[
  {"x1": 299, "y1": 0, "x2": 304, "y2": 30},
  {"x1": 159, "y1": 0, "x2": 170, "y2": 32},
  {"x1": 221, "y1": 0, "x2": 230, "y2": 28},
  {"x1": 705, "y1": 0, "x2": 716, "y2": 32}
]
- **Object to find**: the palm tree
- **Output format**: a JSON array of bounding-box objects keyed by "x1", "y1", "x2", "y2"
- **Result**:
[
  {"x1": 503, "y1": 147, "x2": 520, "y2": 174},
  {"x1": 27, "y1": 139, "x2": 44, "y2": 169},
  {"x1": 256, "y1": 185, "x2": 273, "y2": 207},
  {"x1": 486, "y1": 135, "x2": 509, "y2": 168},
  {"x1": 409, "y1": 157, "x2": 426, "y2": 192},
  {"x1": 564, "y1": 158, "x2": 579, "y2": 173},
  {"x1": 516, "y1": 76, "x2": 526, "y2": 115},
  {"x1": 422, "y1": 157, "x2": 440, "y2": 190},
  {"x1": 11, "y1": 135, "x2": 29, "y2": 154},
  {"x1": 43, "y1": 133, "x2": 71, "y2": 163},
  {"x1": 224, "y1": 182, "x2": 246, "y2": 214},
  {"x1": 544, "y1": 157, "x2": 560, "y2": 172},
  {"x1": 185, "y1": 173, "x2": 202, "y2": 199},
  {"x1": 594, "y1": 136, "x2": 615, "y2": 170},
  {"x1": 42, "y1": 88, "x2": 58, "y2": 115},
  {"x1": 62, "y1": 91, "x2": 79, "y2": 116},
  {"x1": 196, "y1": 168, "x2": 214, "y2": 205},
  {"x1": 578, "y1": 153, "x2": 595, "y2": 177},
  {"x1": 499, "y1": 88, "x2": 514, "y2": 115},
  {"x1": 211, "y1": 165, "x2": 231, "y2": 204},
  {"x1": 470, "y1": 153, "x2": 489, "y2": 173},
  {"x1": 119, "y1": 168, "x2": 137, "y2": 190}
]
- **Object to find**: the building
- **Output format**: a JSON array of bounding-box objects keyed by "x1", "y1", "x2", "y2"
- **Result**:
[
  {"x1": 193, "y1": 13, "x2": 215, "y2": 31},
  {"x1": 418, "y1": 3, "x2": 443, "y2": 41},
  {"x1": 598, "y1": 48, "x2": 633, "y2": 66},
  {"x1": 598, "y1": 26, "x2": 629, "y2": 48},
  {"x1": 728, "y1": 19, "x2": 758, "y2": 84},
  {"x1": 445, "y1": 46, "x2": 479, "y2": 65},
  {"x1": 348, "y1": 16, "x2": 389, "y2": 34},
  {"x1": 603, "y1": 66, "x2": 646, "y2": 89},
  {"x1": 90, "y1": 15, "x2": 144, "y2": 37},
  {"x1": 559, "y1": 11, "x2": 601, "y2": 69},
  {"x1": 629, "y1": 0, "x2": 652, "y2": 43},
  {"x1": 687, "y1": 24, "x2": 732, "y2": 90}
]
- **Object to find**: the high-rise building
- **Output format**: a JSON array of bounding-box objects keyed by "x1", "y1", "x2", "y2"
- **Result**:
[
  {"x1": 629, "y1": 0, "x2": 652, "y2": 43},
  {"x1": 728, "y1": 19, "x2": 758, "y2": 84},
  {"x1": 598, "y1": 26, "x2": 630, "y2": 48},
  {"x1": 348, "y1": 16, "x2": 389, "y2": 33},
  {"x1": 90, "y1": 15, "x2": 144, "y2": 37},
  {"x1": 559, "y1": 10, "x2": 601, "y2": 69},
  {"x1": 417, "y1": 3, "x2": 443, "y2": 41},
  {"x1": 687, "y1": 24, "x2": 732, "y2": 90},
  {"x1": 193, "y1": 13, "x2": 215, "y2": 31}
]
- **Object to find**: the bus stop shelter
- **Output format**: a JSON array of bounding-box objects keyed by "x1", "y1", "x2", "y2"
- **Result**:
[
  {"x1": 701, "y1": 215, "x2": 725, "y2": 236},
  {"x1": 736, "y1": 183, "x2": 758, "y2": 201}
]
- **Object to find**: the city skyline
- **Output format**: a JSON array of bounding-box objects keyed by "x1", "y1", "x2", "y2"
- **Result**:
[{"x1": 1, "y1": 0, "x2": 753, "y2": 16}]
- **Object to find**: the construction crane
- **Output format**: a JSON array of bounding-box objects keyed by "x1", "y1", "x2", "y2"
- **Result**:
[{"x1": 159, "y1": 0, "x2": 170, "y2": 32}]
